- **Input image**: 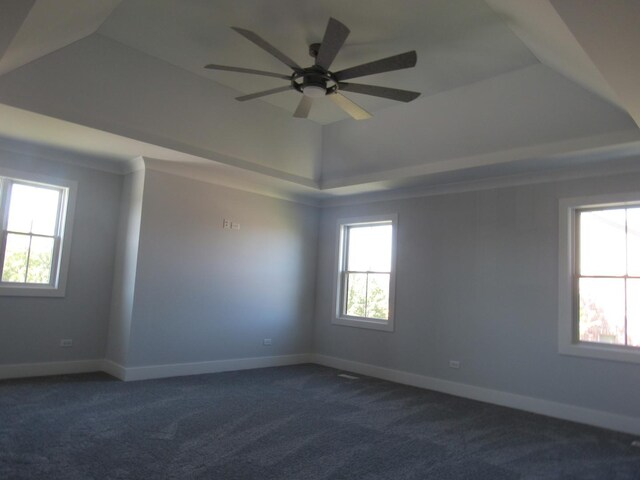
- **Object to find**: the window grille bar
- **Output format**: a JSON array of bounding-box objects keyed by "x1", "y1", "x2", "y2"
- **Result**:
[
  {"x1": 364, "y1": 272, "x2": 369, "y2": 317},
  {"x1": 23, "y1": 234, "x2": 33, "y2": 283},
  {"x1": 5, "y1": 230, "x2": 56, "y2": 240},
  {"x1": 625, "y1": 210, "x2": 628, "y2": 346},
  {"x1": 577, "y1": 275, "x2": 640, "y2": 279},
  {"x1": 344, "y1": 270, "x2": 391, "y2": 275}
]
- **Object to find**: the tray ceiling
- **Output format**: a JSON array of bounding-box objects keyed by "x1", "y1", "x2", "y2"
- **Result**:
[
  {"x1": 0, "y1": 0, "x2": 639, "y2": 202},
  {"x1": 97, "y1": 0, "x2": 539, "y2": 124}
]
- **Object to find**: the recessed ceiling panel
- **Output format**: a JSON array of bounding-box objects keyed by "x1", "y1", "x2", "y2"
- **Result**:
[
  {"x1": 98, "y1": 0, "x2": 539, "y2": 124},
  {"x1": 0, "y1": 0, "x2": 121, "y2": 75}
]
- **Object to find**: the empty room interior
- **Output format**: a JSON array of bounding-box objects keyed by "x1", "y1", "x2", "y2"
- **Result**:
[{"x1": 1, "y1": 0, "x2": 640, "y2": 478}]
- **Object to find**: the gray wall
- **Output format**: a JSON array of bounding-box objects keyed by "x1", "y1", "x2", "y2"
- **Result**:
[
  {"x1": 5, "y1": 142, "x2": 639, "y2": 424},
  {"x1": 314, "y1": 170, "x2": 640, "y2": 418},
  {"x1": 125, "y1": 169, "x2": 318, "y2": 367},
  {"x1": 0, "y1": 150, "x2": 121, "y2": 364}
]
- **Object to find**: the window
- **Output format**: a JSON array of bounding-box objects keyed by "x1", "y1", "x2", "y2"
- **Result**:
[
  {"x1": 333, "y1": 215, "x2": 397, "y2": 331},
  {"x1": 559, "y1": 193, "x2": 640, "y2": 363},
  {"x1": 0, "y1": 172, "x2": 75, "y2": 297}
]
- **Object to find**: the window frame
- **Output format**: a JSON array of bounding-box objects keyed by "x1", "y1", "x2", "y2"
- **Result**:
[
  {"x1": 559, "y1": 192, "x2": 640, "y2": 364},
  {"x1": 333, "y1": 214, "x2": 398, "y2": 332},
  {"x1": 0, "y1": 169, "x2": 77, "y2": 297}
]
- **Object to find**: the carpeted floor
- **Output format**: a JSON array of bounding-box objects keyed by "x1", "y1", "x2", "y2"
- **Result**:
[{"x1": 1, "y1": 364, "x2": 639, "y2": 479}]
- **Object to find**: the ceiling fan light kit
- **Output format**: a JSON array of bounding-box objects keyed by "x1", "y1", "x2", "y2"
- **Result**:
[
  {"x1": 204, "y1": 17, "x2": 420, "y2": 120},
  {"x1": 302, "y1": 85, "x2": 327, "y2": 98}
]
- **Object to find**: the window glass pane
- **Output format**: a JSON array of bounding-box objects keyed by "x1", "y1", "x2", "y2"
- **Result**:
[
  {"x1": 345, "y1": 273, "x2": 367, "y2": 317},
  {"x1": 579, "y1": 209, "x2": 626, "y2": 276},
  {"x1": 627, "y1": 279, "x2": 640, "y2": 347},
  {"x1": 628, "y1": 208, "x2": 640, "y2": 276},
  {"x1": 366, "y1": 273, "x2": 389, "y2": 319},
  {"x1": 579, "y1": 278, "x2": 625, "y2": 345},
  {"x1": 7, "y1": 184, "x2": 60, "y2": 235},
  {"x1": 347, "y1": 224, "x2": 391, "y2": 272},
  {"x1": 26, "y1": 236, "x2": 54, "y2": 284},
  {"x1": 1, "y1": 233, "x2": 30, "y2": 283}
]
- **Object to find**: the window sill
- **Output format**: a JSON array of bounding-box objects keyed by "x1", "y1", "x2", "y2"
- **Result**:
[
  {"x1": 560, "y1": 342, "x2": 640, "y2": 364},
  {"x1": 0, "y1": 285, "x2": 65, "y2": 298},
  {"x1": 333, "y1": 316, "x2": 394, "y2": 332}
]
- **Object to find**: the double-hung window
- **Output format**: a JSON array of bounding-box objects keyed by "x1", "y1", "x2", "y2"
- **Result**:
[
  {"x1": 0, "y1": 172, "x2": 75, "y2": 297},
  {"x1": 334, "y1": 215, "x2": 397, "y2": 331},
  {"x1": 559, "y1": 193, "x2": 640, "y2": 363}
]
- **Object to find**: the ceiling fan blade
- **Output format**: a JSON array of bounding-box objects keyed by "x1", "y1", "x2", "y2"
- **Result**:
[
  {"x1": 293, "y1": 95, "x2": 313, "y2": 118},
  {"x1": 231, "y1": 27, "x2": 302, "y2": 71},
  {"x1": 328, "y1": 93, "x2": 372, "y2": 120},
  {"x1": 338, "y1": 82, "x2": 421, "y2": 102},
  {"x1": 334, "y1": 51, "x2": 417, "y2": 81},
  {"x1": 315, "y1": 17, "x2": 350, "y2": 71},
  {"x1": 204, "y1": 64, "x2": 290, "y2": 80},
  {"x1": 236, "y1": 85, "x2": 292, "y2": 101}
]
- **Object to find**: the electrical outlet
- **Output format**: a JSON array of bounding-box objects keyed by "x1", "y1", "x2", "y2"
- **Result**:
[
  {"x1": 223, "y1": 219, "x2": 230, "y2": 229},
  {"x1": 263, "y1": 338, "x2": 272, "y2": 346},
  {"x1": 448, "y1": 360, "x2": 461, "y2": 369},
  {"x1": 60, "y1": 339, "x2": 73, "y2": 348}
]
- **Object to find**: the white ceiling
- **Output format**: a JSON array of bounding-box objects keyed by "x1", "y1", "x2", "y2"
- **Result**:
[
  {"x1": 0, "y1": 0, "x2": 638, "y2": 202},
  {"x1": 97, "y1": 0, "x2": 539, "y2": 124},
  {"x1": 484, "y1": 0, "x2": 622, "y2": 108},
  {"x1": 0, "y1": 0, "x2": 121, "y2": 75}
]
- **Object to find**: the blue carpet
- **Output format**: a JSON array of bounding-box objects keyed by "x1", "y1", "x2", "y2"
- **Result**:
[{"x1": 1, "y1": 364, "x2": 639, "y2": 479}]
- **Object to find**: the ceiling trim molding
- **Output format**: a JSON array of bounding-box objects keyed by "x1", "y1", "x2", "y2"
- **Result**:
[
  {"x1": 320, "y1": 155, "x2": 640, "y2": 208},
  {"x1": 0, "y1": 98, "x2": 320, "y2": 189},
  {"x1": 320, "y1": 129, "x2": 640, "y2": 191},
  {"x1": 142, "y1": 157, "x2": 321, "y2": 207},
  {"x1": 123, "y1": 156, "x2": 145, "y2": 174},
  {"x1": 0, "y1": 135, "x2": 128, "y2": 175}
]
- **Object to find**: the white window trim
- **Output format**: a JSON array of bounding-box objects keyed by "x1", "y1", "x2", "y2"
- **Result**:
[
  {"x1": 559, "y1": 192, "x2": 640, "y2": 364},
  {"x1": 332, "y1": 214, "x2": 397, "y2": 332},
  {"x1": 0, "y1": 168, "x2": 77, "y2": 298}
]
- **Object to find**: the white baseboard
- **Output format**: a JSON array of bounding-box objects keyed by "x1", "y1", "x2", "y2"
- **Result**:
[
  {"x1": 1, "y1": 354, "x2": 311, "y2": 382},
  {"x1": 311, "y1": 354, "x2": 640, "y2": 437},
  {"x1": 100, "y1": 359, "x2": 127, "y2": 380},
  {"x1": 119, "y1": 353, "x2": 312, "y2": 381},
  {"x1": 0, "y1": 359, "x2": 103, "y2": 380}
]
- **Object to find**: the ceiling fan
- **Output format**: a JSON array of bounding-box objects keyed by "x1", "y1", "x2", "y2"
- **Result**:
[{"x1": 204, "y1": 17, "x2": 420, "y2": 120}]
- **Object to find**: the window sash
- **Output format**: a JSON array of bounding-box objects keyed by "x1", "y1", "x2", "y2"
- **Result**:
[
  {"x1": 339, "y1": 220, "x2": 393, "y2": 321},
  {"x1": 341, "y1": 271, "x2": 391, "y2": 319},
  {"x1": 558, "y1": 193, "x2": 640, "y2": 364},
  {"x1": 574, "y1": 206, "x2": 639, "y2": 348},
  {"x1": 0, "y1": 177, "x2": 66, "y2": 288},
  {"x1": 0, "y1": 231, "x2": 61, "y2": 287}
]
